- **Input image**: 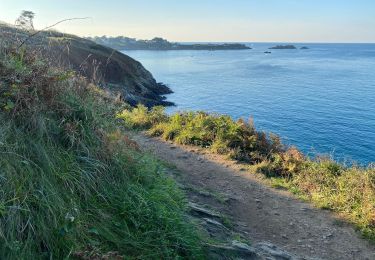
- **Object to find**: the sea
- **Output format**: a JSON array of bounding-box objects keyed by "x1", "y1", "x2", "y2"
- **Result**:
[{"x1": 123, "y1": 43, "x2": 375, "y2": 165}]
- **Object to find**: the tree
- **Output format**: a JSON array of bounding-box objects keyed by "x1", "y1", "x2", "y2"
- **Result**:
[{"x1": 15, "y1": 10, "x2": 35, "y2": 31}]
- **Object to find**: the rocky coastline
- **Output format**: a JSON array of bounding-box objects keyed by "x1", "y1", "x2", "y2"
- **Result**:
[{"x1": 88, "y1": 36, "x2": 251, "y2": 51}]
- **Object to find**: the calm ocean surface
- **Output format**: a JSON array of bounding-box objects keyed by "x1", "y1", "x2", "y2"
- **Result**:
[{"x1": 123, "y1": 43, "x2": 375, "y2": 165}]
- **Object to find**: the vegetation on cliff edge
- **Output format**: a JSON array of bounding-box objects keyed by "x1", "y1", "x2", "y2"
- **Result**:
[{"x1": 119, "y1": 105, "x2": 375, "y2": 242}]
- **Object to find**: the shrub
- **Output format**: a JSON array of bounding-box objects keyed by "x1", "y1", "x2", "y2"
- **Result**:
[
  {"x1": 117, "y1": 104, "x2": 168, "y2": 129},
  {"x1": 119, "y1": 101, "x2": 375, "y2": 242},
  {"x1": 119, "y1": 108, "x2": 286, "y2": 164}
]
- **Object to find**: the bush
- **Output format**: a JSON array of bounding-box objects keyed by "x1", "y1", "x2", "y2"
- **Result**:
[
  {"x1": 116, "y1": 104, "x2": 168, "y2": 129},
  {"x1": 119, "y1": 102, "x2": 375, "y2": 242},
  {"x1": 119, "y1": 108, "x2": 286, "y2": 164}
]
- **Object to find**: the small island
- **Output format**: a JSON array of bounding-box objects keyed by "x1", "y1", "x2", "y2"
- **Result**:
[
  {"x1": 87, "y1": 36, "x2": 251, "y2": 51},
  {"x1": 269, "y1": 45, "x2": 297, "y2": 49}
]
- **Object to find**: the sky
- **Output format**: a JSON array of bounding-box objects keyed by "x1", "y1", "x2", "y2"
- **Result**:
[{"x1": 1, "y1": 0, "x2": 375, "y2": 43}]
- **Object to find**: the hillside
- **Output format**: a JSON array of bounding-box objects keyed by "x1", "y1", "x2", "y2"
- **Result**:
[
  {"x1": 88, "y1": 36, "x2": 251, "y2": 51},
  {"x1": 0, "y1": 31, "x2": 205, "y2": 258},
  {"x1": 0, "y1": 23, "x2": 173, "y2": 107}
]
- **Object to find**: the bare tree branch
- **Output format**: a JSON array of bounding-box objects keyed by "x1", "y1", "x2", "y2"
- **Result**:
[{"x1": 17, "y1": 17, "x2": 90, "y2": 49}]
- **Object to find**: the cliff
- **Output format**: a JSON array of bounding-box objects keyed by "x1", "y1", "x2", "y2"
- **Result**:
[{"x1": 0, "y1": 23, "x2": 173, "y2": 107}]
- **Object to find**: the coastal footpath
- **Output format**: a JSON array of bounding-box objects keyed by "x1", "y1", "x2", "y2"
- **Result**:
[
  {"x1": 134, "y1": 133, "x2": 375, "y2": 260},
  {"x1": 0, "y1": 23, "x2": 374, "y2": 259}
]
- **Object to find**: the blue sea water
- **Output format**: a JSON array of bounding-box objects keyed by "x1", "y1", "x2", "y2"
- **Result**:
[{"x1": 123, "y1": 43, "x2": 375, "y2": 165}]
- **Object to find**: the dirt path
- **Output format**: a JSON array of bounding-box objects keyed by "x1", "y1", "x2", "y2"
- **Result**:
[{"x1": 133, "y1": 133, "x2": 375, "y2": 260}]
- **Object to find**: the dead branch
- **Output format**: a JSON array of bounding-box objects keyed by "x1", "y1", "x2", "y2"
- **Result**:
[{"x1": 17, "y1": 17, "x2": 90, "y2": 49}]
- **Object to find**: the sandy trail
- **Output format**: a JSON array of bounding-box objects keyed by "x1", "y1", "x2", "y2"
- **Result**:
[{"x1": 133, "y1": 133, "x2": 375, "y2": 260}]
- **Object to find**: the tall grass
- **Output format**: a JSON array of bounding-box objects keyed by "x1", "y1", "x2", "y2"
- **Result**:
[
  {"x1": 0, "y1": 47, "x2": 203, "y2": 258},
  {"x1": 119, "y1": 105, "x2": 375, "y2": 241}
]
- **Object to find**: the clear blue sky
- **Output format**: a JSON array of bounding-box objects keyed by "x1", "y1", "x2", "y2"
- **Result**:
[{"x1": 1, "y1": 0, "x2": 374, "y2": 42}]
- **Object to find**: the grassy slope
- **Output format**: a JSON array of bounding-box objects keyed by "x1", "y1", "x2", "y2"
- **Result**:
[
  {"x1": 0, "y1": 46, "x2": 203, "y2": 258},
  {"x1": 0, "y1": 23, "x2": 173, "y2": 107},
  {"x1": 118, "y1": 105, "x2": 375, "y2": 242}
]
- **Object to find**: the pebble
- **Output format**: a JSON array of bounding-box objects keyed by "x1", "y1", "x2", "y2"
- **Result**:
[{"x1": 323, "y1": 233, "x2": 333, "y2": 239}]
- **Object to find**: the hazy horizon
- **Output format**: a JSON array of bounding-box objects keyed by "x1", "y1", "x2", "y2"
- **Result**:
[{"x1": 1, "y1": 0, "x2": 375, "y2": 43}]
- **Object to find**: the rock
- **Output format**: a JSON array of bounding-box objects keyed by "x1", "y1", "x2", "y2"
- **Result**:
[
  {"x1": 207, "y1": 243, "x2": 259, "y2": 259},
  {"x1": 203, "y1": 218, "x2": 228, "y2": 230},
  {"x1": 188, "y1": 202, "x2": 221, "y2": 218},
  {"x1": 300, "y1": 46, "x2": 309, "y2": 49},
  {"x1": 232, "y1": 240, "x2": 255, "y2": 253},
  {"x1": 195, "y1": 189, "x2": 211, "y2": 197},
  {"x1": 237, "y1": 221, "x2": 249, "y2": 227},
  {"x1": 269, "y1": 45, "x2": 297, "y2": 50},
  {"x1": 208, "y1": 241, "x2": 302, "y2": 260},
  {"x1": 201, "y1": 218, "x2": 231, "y2": 241},
  {"x1": 254, "y1": 242, "x2": 296, "y2": 259},
  {"x1": 323, "y1": 233, "x2": 333, "y2": 239}
]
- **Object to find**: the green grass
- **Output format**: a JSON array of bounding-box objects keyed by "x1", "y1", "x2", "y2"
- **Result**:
[
  {"x1": 0, "y1": 47, "x2": 204, "y2": 258},
  {"x1": 119, "y1": 104, "x2": 375, "y2": 242}
]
